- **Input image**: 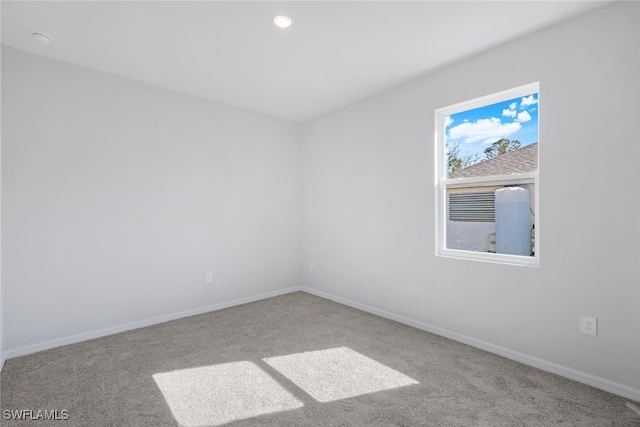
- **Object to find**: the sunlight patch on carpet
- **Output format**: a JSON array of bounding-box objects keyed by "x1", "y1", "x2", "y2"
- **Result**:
[
  {"x1": 153, "y1": 361, "x2": 303, "y2": 427},
  {"x1": 263, "y1": 347, "x2": 418, "y2": 402}
]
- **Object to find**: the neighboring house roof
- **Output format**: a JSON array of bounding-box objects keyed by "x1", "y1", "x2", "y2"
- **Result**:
[{"x1": 449, "y1": 142, "x2": 538, "y2": 179}]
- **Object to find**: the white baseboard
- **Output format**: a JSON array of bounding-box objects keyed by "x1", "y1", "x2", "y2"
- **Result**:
[
  {"x1": 301, "y1": 287, "x2": 640, "y2": 402},
  {"x1": 4, "y1": 286, "x2": 303, "y2": 360}
]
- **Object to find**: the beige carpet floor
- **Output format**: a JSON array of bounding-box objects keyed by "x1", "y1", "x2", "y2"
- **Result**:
[{"x1": 1, "y1": 291, "x2": 639, "y2": 426}]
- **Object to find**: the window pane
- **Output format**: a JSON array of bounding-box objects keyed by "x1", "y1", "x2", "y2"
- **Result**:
[
  {"x1": 445, "y1": 93, "x2": 538, "y2": 179},
  {"x1": 446, "y1": 184, "x2": 535, "y2": 256}
]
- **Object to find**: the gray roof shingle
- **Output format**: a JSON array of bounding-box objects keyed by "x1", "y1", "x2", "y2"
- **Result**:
[{"x1": 449, "y1": 142, "x2": 538, "y2": 179}]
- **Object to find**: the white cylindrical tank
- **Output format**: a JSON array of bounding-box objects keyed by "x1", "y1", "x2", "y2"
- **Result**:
[{"x1": 495, "y1": 186, "x2": 532, "y2": 256}]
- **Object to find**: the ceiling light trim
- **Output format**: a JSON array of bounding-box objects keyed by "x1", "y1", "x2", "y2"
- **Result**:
[{"x1": 273, "y1": 15, "x2": 292, "y2": 29}]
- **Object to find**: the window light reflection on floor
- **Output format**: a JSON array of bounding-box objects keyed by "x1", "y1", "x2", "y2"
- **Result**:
[
  {"x1": 263, "y1": 346, "x2": 418, "y2": 402},
  {"x1": 153, "y1": 361, "x2": 303, "y2": 427}
]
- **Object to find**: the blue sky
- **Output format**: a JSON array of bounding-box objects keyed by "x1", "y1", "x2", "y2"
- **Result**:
[{"x1": 446, "y1": 93, "x2": 538, "y2": 160}]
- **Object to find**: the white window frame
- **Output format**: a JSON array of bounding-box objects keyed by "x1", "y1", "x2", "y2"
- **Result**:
[{"x1": 434, "y1": 82, "x2": 540, "y2": 267}]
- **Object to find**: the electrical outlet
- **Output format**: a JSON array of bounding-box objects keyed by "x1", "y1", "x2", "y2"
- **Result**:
[
  {"x1": 580, "y1": 315, "x2": 597, "y2": 336},
  {"x1": 309, "y1": 261, "x2": 316, "y2": 271},
  {"x1": 205, "y1": 273, "x2": 213, "y2": 284}
]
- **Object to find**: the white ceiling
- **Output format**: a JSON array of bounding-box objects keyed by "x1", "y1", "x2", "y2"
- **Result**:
[{"x1": 2, "y1": 1, "x2": 608, "y2": 122}]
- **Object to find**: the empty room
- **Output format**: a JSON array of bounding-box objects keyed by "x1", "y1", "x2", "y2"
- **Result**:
[{"x1": 1, "y1": 1, "x2": 639, "y2": 426}]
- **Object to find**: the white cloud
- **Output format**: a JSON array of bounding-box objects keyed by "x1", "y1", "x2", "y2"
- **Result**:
[
  {"x1": 445, "y1": 116, "x2": 454, "y2": 127},
  {"x1": 502, "y1": 108, "x2": 517, "y2": 118},
  {"x1": 509, "y1": 102, "x2": 517, "y2": 110},
  {"x1": 521, "y1": 95, "x2": 538, "y2": 108},
  {"x1": 516, "y1": 110, "x2": 532, "y2": 123},
  {"x1": 448, "y1": 117, "x2": 522, "y2": 145}
]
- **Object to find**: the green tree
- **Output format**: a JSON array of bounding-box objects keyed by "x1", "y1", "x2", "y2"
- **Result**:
[
  {"x1": 483, "y1": 138, "x2": 521, "y2": 160},
  {"x1": 446, "y1": 141, "x2": 481, "y2": 175}
]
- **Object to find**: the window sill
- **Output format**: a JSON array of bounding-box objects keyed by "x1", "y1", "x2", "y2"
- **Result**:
[{"x1": 437, "y1": 248, "x2": 540, "y2": 267}]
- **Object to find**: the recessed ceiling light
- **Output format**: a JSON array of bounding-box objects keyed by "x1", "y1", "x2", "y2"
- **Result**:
[
  {"x1": 31, "y1": 31, "x2": 53, "y2": 45},
  {"x1": 273, "y1": 15, "x2": 292, "y2": 29}
]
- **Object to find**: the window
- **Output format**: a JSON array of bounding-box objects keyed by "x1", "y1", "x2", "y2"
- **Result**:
[{"x1": 435, "y1": 83, "x2": 539, "y2": 266}]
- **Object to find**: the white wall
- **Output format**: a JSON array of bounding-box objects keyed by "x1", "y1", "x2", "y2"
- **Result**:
[
  {"x1": 301, "y1": 2, "x2": 640, "y2": 398},
  {"x1": 2, "y1": 47, "x2": 301, "y2": 352},
  {"x1": 0, "y1": 3, "x2": 4, "y2": 371}
]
